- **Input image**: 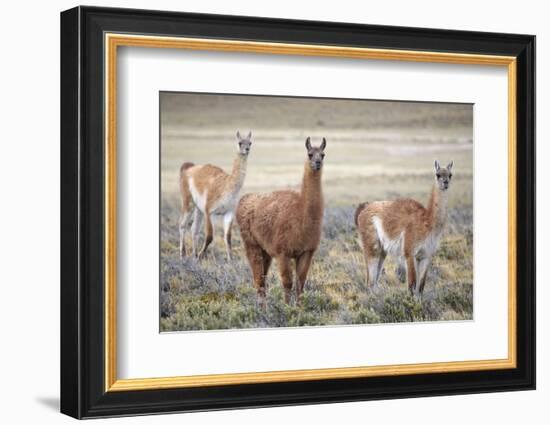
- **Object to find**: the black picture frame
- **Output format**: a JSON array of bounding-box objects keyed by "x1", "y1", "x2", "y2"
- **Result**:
[{"x1": 60, "y1": 5, "x2": 535, "y2": 419}]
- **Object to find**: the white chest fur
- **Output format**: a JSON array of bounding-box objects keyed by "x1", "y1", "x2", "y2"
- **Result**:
[
  {"x1": 417, "y1": 229, "x2": 443, "y2": 258},
  {"x1": 211, "y1": 189, "x2": 240, "y2": 215}
]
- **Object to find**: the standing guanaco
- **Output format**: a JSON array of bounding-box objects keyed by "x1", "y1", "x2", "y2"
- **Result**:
[
  {"x1": 178, "y1": 131, "x2": 252, "y2": 260},
  {"x1": 355, "y1": 160, "x2": 454, "y2": 294},
  {"x1": 236, "y1": 138, "x2": 327, "y2": 304}
]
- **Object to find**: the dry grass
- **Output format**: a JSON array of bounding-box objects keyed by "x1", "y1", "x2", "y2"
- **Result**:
[{"x1": 160, "y1": 200, "x2": 473, "y2": 331}]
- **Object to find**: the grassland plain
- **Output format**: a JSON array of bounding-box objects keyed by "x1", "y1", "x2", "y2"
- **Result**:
[{"x1": 160, "y1": 93, "x2": 473, "y2": 332}]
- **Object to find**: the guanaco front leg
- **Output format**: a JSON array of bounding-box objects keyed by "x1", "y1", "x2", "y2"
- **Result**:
[
  {"x1": 295, "y1": 251, "x2": 314, "y2": 302},
  {"x1": 262, "y1": 251, "x2": 272, "y2": 283},
  {"x1": 417, "y1": 257, "x2": 431, "y2": 295},
  {"x1": 406, "y1": 254, "x2": 417, "y2": 295},
  {"x1": 277, "y1": 256, "x2": 293, "y2": 304}
]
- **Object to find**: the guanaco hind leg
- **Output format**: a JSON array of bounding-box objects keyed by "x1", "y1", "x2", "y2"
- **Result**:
[
  {"x1": 197, "y1": 211, "x2": 213, "y2": 259},
  {"x1": 178, "y1": 207, "x2": 194, "y2": 258},
  {"x1": 190, "y1": 208, "x2": 203, "y2": 257},
  {"x1": 243, "y1": 243, "x2": 268, "y2": 303},
  {"x1": 222, "y1": 212, "x2": 234, "y2": 261}
]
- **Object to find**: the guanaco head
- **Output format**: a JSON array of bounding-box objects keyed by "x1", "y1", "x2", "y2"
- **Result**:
[
  {"x1": 236, "y1": 131, "x2": 252, "y2": 156},
  {"x1": 434, "y1": 160, "x2": 454, "y2": 191},
  {"x1": 305, "y1": 137, "x2": 327, "y2": 171}
]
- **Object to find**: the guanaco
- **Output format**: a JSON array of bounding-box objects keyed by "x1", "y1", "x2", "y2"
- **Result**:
[
  {"x1": 355, "y1": 160, "x2": 454, "y2": 295},
  {"x1": 178, "y1": 131, "x2": 252, "y2": 260},
  {"x1": 236, "y1": 137, "x2": 327, "y2": 304}
]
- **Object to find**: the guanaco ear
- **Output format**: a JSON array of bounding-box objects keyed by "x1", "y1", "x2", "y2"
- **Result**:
[
  {"x1": 320, "y1": 137, "x2": 327, "y2": 151},
  {"x1": 447, "y1": 160, "x2": 454, "y2": 171},
  {"x1": 305, "y1": 137, "x2": 312, "y2": 151},
  {"x1": 247, "y1": 131, "x2": 252, "y2": 140},
  {"x1": 434, "y1": 160, "x2": 441, "y2": 172},
  {"x1": 236, "y1": 131, "x2": 241, "y2": 140}
]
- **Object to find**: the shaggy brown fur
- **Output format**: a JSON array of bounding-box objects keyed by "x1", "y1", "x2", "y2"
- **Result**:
[
  {"x1": 355, "y1": 160, "x2": 453, "y2": 295},
  {"x1": 179, "y1": 132, "x2": 252, "y2": 260},
  {"x1": 236, "y1": 137, "x2": 326, "y2": 303}
]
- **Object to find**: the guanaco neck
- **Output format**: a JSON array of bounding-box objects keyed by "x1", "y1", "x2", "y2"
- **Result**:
[
  {"x1": 300, "y1": 161, "x2": 324, "y2": 229},
  {"x1": 227, "y1": 154, "x2": 248, "y2": 193},
  {"x1": 427, "y1": 183, "x2": 448, "y2": 233}
]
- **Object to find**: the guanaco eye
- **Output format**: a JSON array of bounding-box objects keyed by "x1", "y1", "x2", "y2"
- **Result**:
[
  {"x1": 449, "y1": 173, "x2": 453, "y2": 179},
  {"x1": 308, "y1": 154, "x2": 313, "y2": 159},
  {"x1": 321, "y1": 153, "x2": 325, "y2": 159},
  {"x1": 436, "y1": 173, "x2": 441, "y2": 178}
]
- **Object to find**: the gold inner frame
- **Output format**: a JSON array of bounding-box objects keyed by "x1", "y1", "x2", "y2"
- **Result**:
[{"x1": 104, "y1": 33, "x2": 517, "y2": 392}]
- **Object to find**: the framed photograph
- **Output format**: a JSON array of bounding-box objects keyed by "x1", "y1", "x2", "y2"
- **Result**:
[{"x1": 60, "y1": 6, "x2": 535, "y2": 419}]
